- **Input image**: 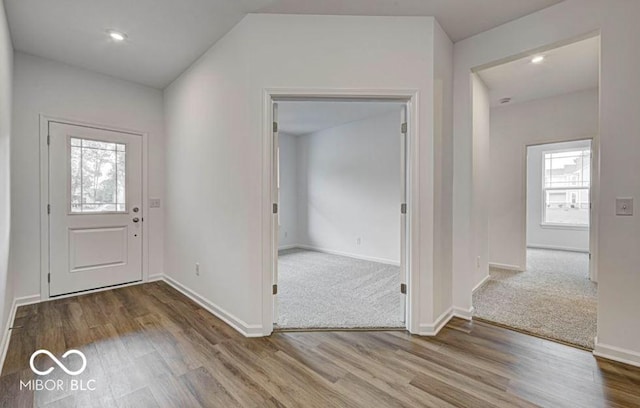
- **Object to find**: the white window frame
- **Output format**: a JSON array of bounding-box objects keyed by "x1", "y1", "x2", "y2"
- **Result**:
[{"x1": 541, "y1": 147, "x2": 591, "y2": 230}]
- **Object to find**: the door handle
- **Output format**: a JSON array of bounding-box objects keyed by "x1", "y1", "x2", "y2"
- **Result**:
[{"x1": 132, "y1": 217, "x2": 140, "y2": 223}]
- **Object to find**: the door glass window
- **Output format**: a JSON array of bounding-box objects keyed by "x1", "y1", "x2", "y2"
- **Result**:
[{"x1": 70, "y1": 137, "x2": 126, "y2": 213}]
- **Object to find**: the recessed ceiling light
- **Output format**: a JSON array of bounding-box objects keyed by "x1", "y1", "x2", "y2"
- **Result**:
[
  {"x1": 107, "y1": 30, "x2": 127, "y2": 42},
  {"x1": 531, "y1": 55, "x2": 545, "y2": 64}
]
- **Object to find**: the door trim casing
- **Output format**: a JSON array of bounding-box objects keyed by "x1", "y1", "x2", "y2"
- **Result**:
[
  {"x1": 261, "y1": 88, "x2": 420, "y2": 336},
  {"x1": 39, "y1": 114, "x2": 150, "y2": 300}
]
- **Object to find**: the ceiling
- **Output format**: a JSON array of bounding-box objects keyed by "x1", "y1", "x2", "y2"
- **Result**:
[
  {"x1": 4, "y1": 0, "x2": 273, "y2": 88},
  {"x1": 5, "y1": 0, "x2": 564, "y2": 89},
  {"x1": 277, "y1": 101, "x2": 401, "y2": 136},
  {"x1": 478, "y1": 36, "x2": 599, "y2": 107},
  {"x1": 257, "y1": 0, "x2": 563, "y2": 42}
]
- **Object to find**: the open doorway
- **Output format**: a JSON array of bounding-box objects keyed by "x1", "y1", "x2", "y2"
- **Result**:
[
  {"x1": 272, "y1": 99, "x2": 409, "y2": 330},
  {"x1": 473, "y1": 35, "x2": 599, "y2": 349}
]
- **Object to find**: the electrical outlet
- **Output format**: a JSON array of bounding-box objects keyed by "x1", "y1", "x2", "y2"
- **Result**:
[
  {"x1": 476, "y1": 256, "x2": 481, "y2": 268},
  {"x1": 284, "y1": 231, "x2": 288, "y2": 238},
  {"x1": 616, "y1": 197, "x2": 633, "y2": 216},
  {"x1": 149, "y1": 198, "x2": 161, "y2": 208},
  {"x1": 356, "y1": 237, "x2": 361, "y2": 245},
  {"x1": 195, "y1": 263, "x2": 200, "y2": 276}
]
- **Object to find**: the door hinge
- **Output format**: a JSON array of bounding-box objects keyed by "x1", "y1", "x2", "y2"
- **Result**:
[
  {"x1": 273, "y1": 122, "x2": 278, "y2": 133},
  {"x1": 401, "y1": 123, "x2": 408, "y2": 134},
  {"x1": 273, "y1": 203, "x2": 278, "y2": 214},
  {"x1": 400, "y1": 283, "x2": 407, "y2": 294},
  {"x1": 47, "y1": 134, "x2": 50, "y2": 145},
  {"x1": 47, "y1": 273, "x2": 50, "y2": 283},
  {"x1": 272, "y1": 284, "x2": 278, "y2": 295},
  {"x1": 589, "y1": 253, "x2": 592, "y2": 260},
  {"x1": 401, "y1": 203, "x2": 407, "y2": 214},
  {"x1": 47, "y1": 204, "x2": 50, "y2": 214}
]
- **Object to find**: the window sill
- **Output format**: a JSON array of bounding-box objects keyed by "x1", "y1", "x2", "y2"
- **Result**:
[{"x1": 540, "y1": 223, "x2": 589, "y2": 231}]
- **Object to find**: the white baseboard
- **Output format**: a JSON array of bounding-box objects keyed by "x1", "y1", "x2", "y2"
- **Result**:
[
  {"x1": 161, "y1": 275, "x2": 264, "y2": 338},
  {"x1": 452, "y1": 306, "x2": 474, "y2": 320},
  {"x1": 148, "y1": 274, "x2": 164, "y2": 282},
  {"x1": 277, "y1": 244, "x2": 298, "y2": 251},
  {"x1": 418, "y1": 307, "x2": 453, "y2": 336},
  {"x1": 472, "y1": 275, "x2": 491, "y2": 293},
  {"x1": 488, "y1": 262, "x2": 522, "y2": 271},
  {"x1": 594, "y1": 338, "x2": 640, "y2": 368},
  {"x1": 1, "y1": 294, "x2": 41, "y2": 374},
  {"x1": 294, "y1": 244, "x2": 400, "y2": 266},
  {"x1": 527, "y1": 244, "x2": 589, "y2": 254}
]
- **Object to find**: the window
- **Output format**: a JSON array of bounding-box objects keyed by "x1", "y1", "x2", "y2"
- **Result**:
[
  {"x1": 542, "y1": 147, "x2": 590, "y2": 227},
  {"x1": 70, "y1": 137, "x2": 126, "y2": 213}
]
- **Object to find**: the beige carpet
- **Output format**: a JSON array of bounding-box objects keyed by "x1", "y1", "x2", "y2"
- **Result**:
[{"x1": 473, "y1": 249, "x2": 597, "y2": 349}]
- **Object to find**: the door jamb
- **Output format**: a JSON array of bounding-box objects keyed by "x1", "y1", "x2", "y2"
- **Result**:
[
  {"x1": 39, "y1": 114, "x2": 150, "y2": 301},
  {"x1": 260, "y1": 88, "x2": 420, "y2": 336}
]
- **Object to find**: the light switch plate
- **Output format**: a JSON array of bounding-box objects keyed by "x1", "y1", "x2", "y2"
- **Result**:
[
  {"x1": 149, "y1": 198, "x2": 161, "y2": 208},
  {"x1": 616, "y1": 197, "x2": 633, "y2": 216}
]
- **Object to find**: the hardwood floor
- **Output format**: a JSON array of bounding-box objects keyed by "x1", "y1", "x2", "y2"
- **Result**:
[{"x1": 1, "y1": 281, "x2": 639, "y2": 407}]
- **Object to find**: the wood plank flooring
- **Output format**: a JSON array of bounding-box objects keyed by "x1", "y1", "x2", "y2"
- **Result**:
[{"x1": 1, "y1": 281, "x2": 639, "y2": 407}]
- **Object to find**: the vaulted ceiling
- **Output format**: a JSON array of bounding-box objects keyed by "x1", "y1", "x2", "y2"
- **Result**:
[{"x1": 4, "y1": 0, "x2": 564, "y2": 88}]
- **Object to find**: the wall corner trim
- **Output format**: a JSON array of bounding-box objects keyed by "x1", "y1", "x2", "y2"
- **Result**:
[
  {"x1": 417, "y1": 308, "x2": 453, "y2": 336},
  {"x1": 452, "y1": 306, "x2": 474, "y2": 320},
  {"x1": 161, "y1": 275, "x2": 264, "y2": 338},
  {"x1": 488, "y1": 262, "x2": 522, "y2": 272},
  {"x1": 294, "y1": 244, "x2": 401, "y2": 266},
  {"x1": 593, "y1": 338, "x2": 640, "y2": 368},
  {"x1": 472, "y1": 274, "x2": 491, "y2": 293},
  {"x1": 0, "y1": 294, "x2": 41, "y2": 372}
]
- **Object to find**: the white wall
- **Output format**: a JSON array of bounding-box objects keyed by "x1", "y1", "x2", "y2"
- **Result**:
[
  {"x1": 526, "y1": 140, "x2": 591, "y2": 253},
  {"x1": 294, "y1": 110, "x2": 401, "y2": 264},
  {"x1": 0, "y1": 0, "x2": 14, "y2": 354},
  {"x1": 278, "y1": 132, "x2": 298, "y2": 248},
  {"x1": 164, "y1": 14, "x2": 451, "y2": 334},
  {"x1": 489, "y1": 89, "x2": 598, "y2": 269},
  {"x1": 453, "y1": 0, "x2": 640, "y2": 365},
  {"x1": 432, "y1": 21, "x2": 454, "y2": 318},
  {"x1": 469, "y1": 74, "x2": 491, "y2": 297},
  {"x1": 10, "y1": 52, "x2": 165, "y2": 298}
]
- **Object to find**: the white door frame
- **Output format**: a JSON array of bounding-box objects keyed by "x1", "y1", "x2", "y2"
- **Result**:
[
  {"x1": 260, "y1": 88, "x2": 420, "y2": 335},
  {"x1": 39, "y1": 114, "x2": 150, "y2": 300},
  {"x1": 523, "y1": 136, "x2": 599, "y2": 281}
]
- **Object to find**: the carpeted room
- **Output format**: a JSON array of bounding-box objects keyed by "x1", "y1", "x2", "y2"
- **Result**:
[
  {"x1": 478, "y1": 37, "x2": 600, "y2": 350},
  {"x1": 274, "y1": 100, "x2": 406, "y2": 329}
]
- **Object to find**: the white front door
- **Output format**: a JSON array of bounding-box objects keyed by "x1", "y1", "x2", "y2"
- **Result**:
[{"x1": 48, "y1": 122, "x2": 143, "y2": 296}]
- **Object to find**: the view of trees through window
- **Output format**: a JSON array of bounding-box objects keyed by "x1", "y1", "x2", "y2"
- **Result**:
[
  {"x1": 543, "y1": 147, "x2": 590, "y2": 226},
  {"x1": 70, "y1": 137, "x2": 126, "y2": 213}
]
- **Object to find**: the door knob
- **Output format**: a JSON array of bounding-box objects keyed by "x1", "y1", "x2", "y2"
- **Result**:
[{"x1": 132, "y1": 217, "x2": 140, "y2": 223}]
